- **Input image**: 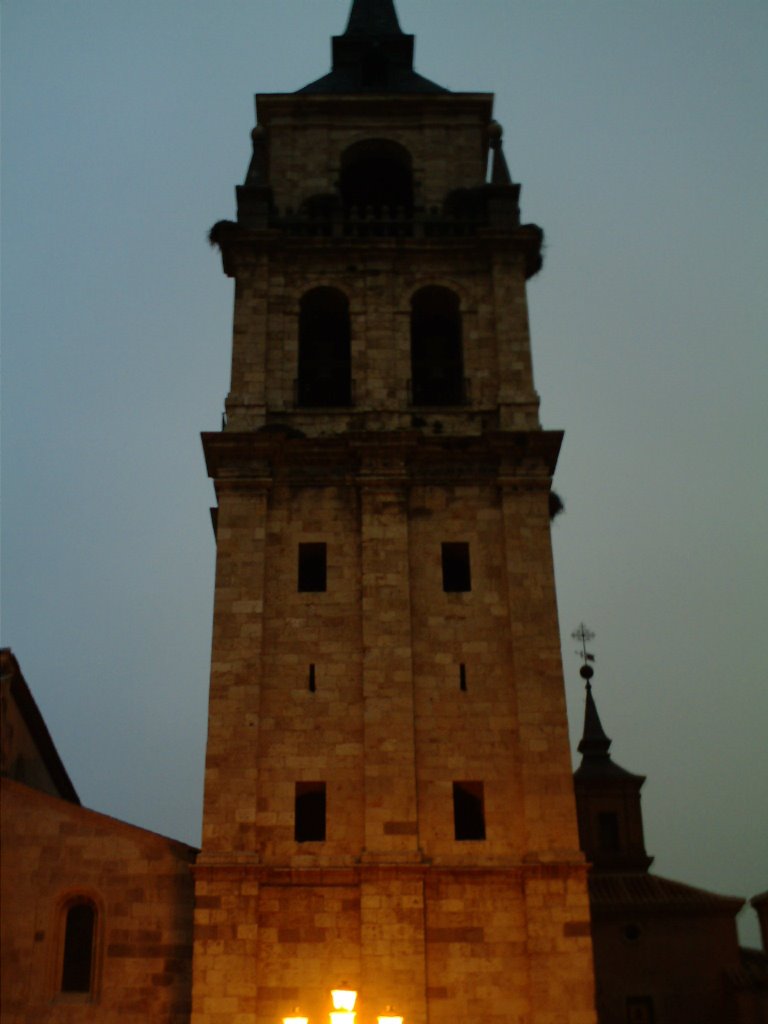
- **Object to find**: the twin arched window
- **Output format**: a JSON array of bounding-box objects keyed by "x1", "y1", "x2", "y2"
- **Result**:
[{"x1": 296, "y1": 284, "x2": 464, "y2": 409}]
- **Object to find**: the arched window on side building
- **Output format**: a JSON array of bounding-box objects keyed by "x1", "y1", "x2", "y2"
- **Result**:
[{"x1": 59, "y1": 898, "x2": 97, "y2": 996}]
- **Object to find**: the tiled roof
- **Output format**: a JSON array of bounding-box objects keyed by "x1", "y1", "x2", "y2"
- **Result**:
[
  {"x1": 589, "y1": 872, "x2": 744, "y2": 913},
  {"x1": 727, "y1": 947, "x2": 768, "y2": 990},
  {"x1": 0, "y1": 648, "x2": 80, "y2": 804}
]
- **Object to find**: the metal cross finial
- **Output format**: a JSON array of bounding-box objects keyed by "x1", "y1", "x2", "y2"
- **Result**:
[{"x1": 571, "y1": 623, "x2": 596, "y2": 686}]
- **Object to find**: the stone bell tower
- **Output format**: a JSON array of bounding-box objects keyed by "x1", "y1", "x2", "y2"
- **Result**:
[{"x1": 193, "y1": 1, "x2": 596, "y2": 1022}]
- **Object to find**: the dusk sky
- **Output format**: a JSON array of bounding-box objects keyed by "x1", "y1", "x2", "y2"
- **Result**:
[{"x1": 2, "y1": 0, "x2": 766, "y2": 945}]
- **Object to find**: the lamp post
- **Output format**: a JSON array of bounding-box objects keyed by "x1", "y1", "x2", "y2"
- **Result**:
[{"x1": 282, "y1": 990, "x2": 403, "y2": 1024}]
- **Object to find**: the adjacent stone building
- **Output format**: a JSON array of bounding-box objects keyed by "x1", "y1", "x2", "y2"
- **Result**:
[
  {"x1": 1, "y1": 648, "x2": 196, "y2": 1024},
  {"x1": 573, "y1": 668, "x2": 768, "y2": 1024}
]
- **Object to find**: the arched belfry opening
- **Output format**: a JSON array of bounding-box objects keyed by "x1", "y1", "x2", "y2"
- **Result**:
[
  {"x1": 340, "y1": 139, "x2": 413, "y2": 214},
  {"x1": 410, "y1": 285, "x2": 465, "y2": 405},
  {"x1": 297, "y1": 287, "x2": 352, "y2": 407}
]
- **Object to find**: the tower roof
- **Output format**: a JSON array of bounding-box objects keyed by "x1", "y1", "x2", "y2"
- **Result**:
[
  {"x1": 578, "y1": 682, "x2": 612, "y2": 759},
  {"x1": 574, "y1": 678, "x2": 645, "y2": 783},
  {"x1": 572, "y1": 649, "x2": 653, "y2": 872},
  {"x1": 345, "y1": 0, "x2": 402, "y2": 35},
  {"x1": 297, "y1": 0, "x2": 449, "y2": 95}
]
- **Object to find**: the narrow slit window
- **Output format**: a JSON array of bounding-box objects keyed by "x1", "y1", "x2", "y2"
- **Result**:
[
  {"x1": 459, "y1": 663, "x2": 467, "y2": 691},
  {"x1": 295, "y1": 782, "x2": 326, "y2": 842},
  {"x1": 442, "y1": 542, "x2": 471, "y2": 592},
  {"x1": 298, "y1": 543, "x2": 327, "y2": 592},
  {"x1": 308, "y1": 664, "x2": 316, "y2": 693},
  {"x1": 453, "y1": 781, "x2": 485, "y2": 841},
  {"x1": 60, "y1": 901, "x2": 96, "y2": 993}
]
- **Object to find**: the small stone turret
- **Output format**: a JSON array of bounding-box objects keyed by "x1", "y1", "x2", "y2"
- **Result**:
[{"x1": 573, "y1": 667, "x2": 654, "y2": 872}]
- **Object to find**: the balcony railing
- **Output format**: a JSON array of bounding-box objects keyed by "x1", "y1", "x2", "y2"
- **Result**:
[
  {"x1": 275, "y1": 205, "x2": 496, "y2": 240},
  {"x1": 409, "y1": 377, "x2": 471, "y2": 407},
  {"x1": 294, "y1": 376, "x2": 354, "y2": 408},
  {"x1": 288, "y1": 377, "x2": 474, "y2": 409}
]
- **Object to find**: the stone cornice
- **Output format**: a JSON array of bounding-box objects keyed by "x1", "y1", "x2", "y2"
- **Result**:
[
  {"x1": 202, "y1": 429, "x2": 563, "y2": 489},
  {"x1": 192, "y1": 859, "x2": 588, "y2": 886},
  {"x1": 255, "y1": 91, "x2": 494, "y2": 123}
]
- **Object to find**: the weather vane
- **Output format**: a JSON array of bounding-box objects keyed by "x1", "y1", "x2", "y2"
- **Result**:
[{"x1": 571, "y1": 623, "x2": 596, "y2": 688}]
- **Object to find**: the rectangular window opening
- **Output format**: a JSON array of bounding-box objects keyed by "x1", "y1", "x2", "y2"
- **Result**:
[
  {"x1": 626, "y1": 997, "x2": 655, "y2": 1024},
  {"x1": 295, "y1": 782, "x2": 326, "y2": 842},
  {"x1": 308, "y1": 663, "x2": 316, "y2": 693},
  {"x1": 298, "y1": 542, "x2": 327, "y2": 592},
  {"x1": 442, "y1": 542, "x2": 471, "y2": 592},
  {"x1": 598, "y1": 811, "x2": 621, "y2": 852},
  {"x1": 459, "y1": 663, "x2": 467, "y2": 691},
  {"x1": 453, "y1": 781, "x2": 485, "y2": 841}
]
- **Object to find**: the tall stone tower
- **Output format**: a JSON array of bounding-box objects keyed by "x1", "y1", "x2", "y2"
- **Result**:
[{"x1": 195, "y1": 2, "x2": 596, "y2": 1023}]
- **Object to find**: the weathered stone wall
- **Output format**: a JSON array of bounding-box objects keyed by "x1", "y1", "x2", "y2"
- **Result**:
[
  {"x1": 591, "y1": 909, "x2": 743, "y2": 1024},
  {"x1": 194, "y1": 431, "x2": 596, "y2": 1023},
  {"x1": 191, "y1": 863, "x2": 594, "y2": 1024},
  {"x1": 257, "y1": 96, "x2": 491, "y2": 212},
  {"x1": 0, "y1": 778, "x2": 195, "y2": 1024},
  {"x1": 224, "y1": 93, "x2": 539, "y2": 438},
  {"x1": 194, "y1": 71, "x2": 596, "y2": 1024},
  {"x1": 226, "y1": 245, "x2": 539, "y2": 437}
]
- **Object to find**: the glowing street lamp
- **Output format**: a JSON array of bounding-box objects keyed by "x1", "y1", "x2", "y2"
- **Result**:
[
  {"x1": 376, "y1": 1007, "x2": 403, "y2": 1024},
  {"x1": 283, "y1": 1010, "x2": 309, "y2": 1024},
  {"x1": 283, "y1": 989, "x2": 401, "y2": 1024},
  {"x1": 330, "y1": 987, "x2": 357, "y2": 1024},
  {"x1": 331, "y1": 990, "x2": 357, "y2": 1013}
]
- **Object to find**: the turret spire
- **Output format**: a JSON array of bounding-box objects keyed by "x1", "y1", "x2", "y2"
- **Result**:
[
  {"x1": 578, "y1": 679, "x2": 613, "y2": 759},
  {"x1": 571, "y1": 624, "x2": 654, "y2": 871},
  {"x1": 572, "y1": 623, "x2": 612, "y2": 760}
]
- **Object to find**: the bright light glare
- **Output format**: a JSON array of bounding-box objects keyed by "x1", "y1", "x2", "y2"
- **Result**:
[
  {"x1": 331, "y1": 991, "x2": 357, "y2": 1012},
  {"x1": 330, "y1": 1012, "x2": 355, "y2": 1024}
]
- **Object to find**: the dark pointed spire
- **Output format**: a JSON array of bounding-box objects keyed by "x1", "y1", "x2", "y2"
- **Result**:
[
  {"x1": 572, "y1": 623, "x2": 611, "y2": 761},
  {"x1": 344, "y1": 0, "x2": 402, "y2": 36},
  {"x1": 578, "y1": 680, "x2": 612, "y2": 760},
  {"x1": 297, "y1": 0, "x2": 448, "y2": 95},
  {"x1": 572, "y1": 637, "x2": 645, "y2": 784}
]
